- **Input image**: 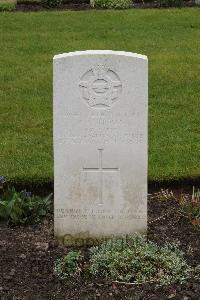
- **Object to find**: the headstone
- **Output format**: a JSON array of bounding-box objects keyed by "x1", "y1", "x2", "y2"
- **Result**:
[{"x1": 54, "y1": 50, "x2": 148, "y2": 245}]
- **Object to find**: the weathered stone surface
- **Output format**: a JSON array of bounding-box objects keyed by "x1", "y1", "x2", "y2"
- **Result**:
[{"x1": 53, "y1": 50, "x2": 148, "y2": 244}]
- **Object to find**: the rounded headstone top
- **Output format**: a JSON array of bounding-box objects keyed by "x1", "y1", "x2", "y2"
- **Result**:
[{"x1": 53, "y1": 50, "x2": 147, "y2": 61}]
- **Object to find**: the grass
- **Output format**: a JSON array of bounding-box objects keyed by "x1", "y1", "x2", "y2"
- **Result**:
[
  {"x1": 0, "y1": 2, "x2": 16, "y2": 11},
  {"x1": 0, "y1": 8, "x2": 200, "y2": 184}
]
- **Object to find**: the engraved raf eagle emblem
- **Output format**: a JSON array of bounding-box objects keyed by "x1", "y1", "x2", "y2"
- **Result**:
[{"x1": 79, "y1": 65, "x2": 122, "y2": 109}]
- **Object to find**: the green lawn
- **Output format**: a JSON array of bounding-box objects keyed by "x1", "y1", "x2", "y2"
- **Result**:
[{"x1": 0, "y1": 8, "x2": 200, "y2": 184}]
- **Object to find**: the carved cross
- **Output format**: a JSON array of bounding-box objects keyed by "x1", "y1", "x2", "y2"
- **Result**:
[{"x1": 83, "y1": 149, "x2": 119, "y2": 205}]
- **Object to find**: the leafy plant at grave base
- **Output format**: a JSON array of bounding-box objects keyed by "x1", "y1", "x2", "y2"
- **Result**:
[
  {"x1": 0, "y1": 176, "x2": 52, "y2": 225},
  {"x1": 177, "y1": 187, "x2": 200, "y2": 226},
  {"x1": 89, "y1": 234, "x2": 192, "y2": 286},
  {"x1": 91, "y1": 0, "x2": 133, "y2": 9},
  {"x1": 41, "y1": 0, "x2": 62, "y2": 8},
  {"x1": 54, "y1": 251, "x2": 83, "y2": 279},
  {"x1": 160, "y1": 0, "x2": 183, "y2": 7},
  {"x1": 0, "y1": 2, "x2": 16, "y2": 11},
  {"x1": 149, "y1": 187, "x2": 200, "y2": 227},
  {"x1": 150, "y1": 189, "x2": 175, "y2": 201},
  {"x1": 195, "y1": 0, "x2": 200, "y2": 6}
]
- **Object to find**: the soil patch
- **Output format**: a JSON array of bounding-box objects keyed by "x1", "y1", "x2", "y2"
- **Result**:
[{"x1": 0, "y1": 197, "x2": 199, "y2": 299}]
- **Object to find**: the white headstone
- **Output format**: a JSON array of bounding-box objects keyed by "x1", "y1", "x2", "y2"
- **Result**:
[{"x1": 54, "y1": 50, "x2": 148, "y2": 244}]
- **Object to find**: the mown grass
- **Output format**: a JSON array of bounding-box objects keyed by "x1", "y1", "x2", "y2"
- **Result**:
[{"x1": 0, "y1": 8, "x2": 199, "y2": 184}]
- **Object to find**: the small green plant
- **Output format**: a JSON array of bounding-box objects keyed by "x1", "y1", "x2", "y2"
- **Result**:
[
  {"x1": 0, "y1": 2, "x2": 16, "y2": 11},
  {"x1": 89, "y1": 235, "x2": 192, "y2": 285},
  {"x1": 91, "y1": 0, "x2": 132, "y2": 9},
  {"x1": 195, "y1": 0, "x2": 200, "y2": 6},
  {"x1": 41, "y1": 0, "x2": 62, "y2": 8},
  {"x1": 177, "y1": 187, "x2": 200, "y2": 226},
  {"x1": 150, "y1": 189, "x2": 175, "y2": 201},
  {"x1": 54, "y1": 251, "x2": 83, "y2": 279},
  {"x1": 0, "y1": 176, "x2": 52, "y2": 224}
]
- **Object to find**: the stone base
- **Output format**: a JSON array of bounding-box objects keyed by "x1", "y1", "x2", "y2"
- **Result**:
[{"x1": 55, "y1": 231, "x2": 147, "y2": 247}]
